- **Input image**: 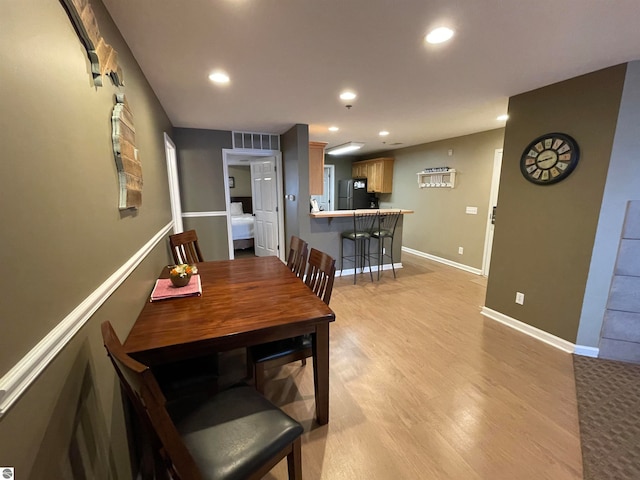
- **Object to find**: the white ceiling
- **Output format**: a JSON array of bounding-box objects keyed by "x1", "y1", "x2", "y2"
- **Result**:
[{"x1": 102, "y1": 0, "x2": 640, "y2": 156}]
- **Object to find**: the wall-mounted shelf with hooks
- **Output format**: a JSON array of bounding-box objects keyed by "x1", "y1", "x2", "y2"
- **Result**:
[{"x1": 417, "y1": 169, "x2": 456, "y2": 188}]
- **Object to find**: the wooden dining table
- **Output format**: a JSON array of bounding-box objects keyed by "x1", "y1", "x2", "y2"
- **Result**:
[{"x1": 124, "y1": 255, "x2": 336, "y2": 424}]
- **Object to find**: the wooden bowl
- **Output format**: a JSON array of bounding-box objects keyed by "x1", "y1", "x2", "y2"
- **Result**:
[{"x1": 170, "y1": 273, "x2": 192, "y2": 288}]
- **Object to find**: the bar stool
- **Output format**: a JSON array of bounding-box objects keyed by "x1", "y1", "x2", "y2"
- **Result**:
[
  {"x1": 371, "y1": 210, "x2": 401, "y2": 279},
  {"x1": 340, "y1": 211, "x2": 378, "y2": 284}
]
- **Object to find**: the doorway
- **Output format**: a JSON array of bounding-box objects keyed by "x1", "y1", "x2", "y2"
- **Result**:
[
  {"x1": 164, "y1": 133, "x2": 183, "y2": 233},
  {"x1": 482, "y1": 148, "x2": 503, "y2": 276},
  {"x1": 222, "y1": 149, "x2": 285, "y2": 261},
  {"x1": 311, "y1": 165, "x2": 335, "y2": 212}
]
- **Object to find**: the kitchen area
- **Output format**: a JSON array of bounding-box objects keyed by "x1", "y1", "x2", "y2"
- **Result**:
[{"x1": 308, "y1": 144, "x2": 413, "y2": 274}]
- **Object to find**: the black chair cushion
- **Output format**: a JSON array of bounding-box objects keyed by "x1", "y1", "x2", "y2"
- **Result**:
[
  {"x1": 251, "y1": 335, "x2": 312, "y2": 364},
  {"x1": 167, "y1": 385, "x2": 303, "y2": 480},
  {"x1": 371, "y1": 228, "x2": 393, "y2": 238},
  {"x1": 341, "y1": 231, "x2": 371, "y2": 239}
]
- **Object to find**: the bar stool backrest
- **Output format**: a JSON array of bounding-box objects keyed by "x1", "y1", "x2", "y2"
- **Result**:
[
  {"x1": 352, "y1": 211, "x2": 378, "y2": 237},
  {"x1": 374, "y1": 210, "x2": 401, "y2": 237}
]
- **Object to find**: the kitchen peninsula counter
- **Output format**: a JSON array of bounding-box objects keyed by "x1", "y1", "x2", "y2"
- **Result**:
[
  {"x1": 306, "y1": 209, "x2": 413, "y2": 274},
  {"x1": 309, "y1": 208, "x2": 414, "y2": 218}
]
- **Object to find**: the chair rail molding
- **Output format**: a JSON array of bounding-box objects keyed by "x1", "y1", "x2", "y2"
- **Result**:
[
  {"x1": 0, "y1": 221, "x2": 174, "y2": 418},
  {"x1": 182, "y1": 211, "x2": 228, "y2": 217}
]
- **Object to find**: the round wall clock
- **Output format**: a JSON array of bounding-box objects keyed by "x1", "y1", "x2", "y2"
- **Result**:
[{"x1": 520, "y1": 133, "x2": 579, "y2": 185}]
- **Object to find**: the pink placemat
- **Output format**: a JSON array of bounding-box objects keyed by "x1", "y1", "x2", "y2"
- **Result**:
[{"x1": 150, "y1": 275, "x2": 202, "y2": 301}]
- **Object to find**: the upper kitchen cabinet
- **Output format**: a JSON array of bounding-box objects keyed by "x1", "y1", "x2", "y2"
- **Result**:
[
  {"x1": 352, "y1": 162, "x2": 368, "y2": 179},
  {"x1": 309, "y1": 141, "x2": 328, "y2": 195},
  {"x1": 351, "y1": 157, "x2": 395, "y2": 193}
]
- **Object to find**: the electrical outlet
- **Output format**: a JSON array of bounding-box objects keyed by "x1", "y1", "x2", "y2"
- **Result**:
[
  {"x1": 465, "y1": 206, "x2": 478, "y2": 215},
  {"x1": 515, "y1": 292, "x2": 525, "y2": 305},
  {"x1": 382, "y1": 247, "x2": 386, "y2": 254},
  {"x1": 458, "y1": 246, "x2": 464, "y2": 255}
]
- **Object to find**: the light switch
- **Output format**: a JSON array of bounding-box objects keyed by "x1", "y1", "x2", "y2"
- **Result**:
[{"x1": 465, "y1": 206, "x2": 478, "y2": 214}]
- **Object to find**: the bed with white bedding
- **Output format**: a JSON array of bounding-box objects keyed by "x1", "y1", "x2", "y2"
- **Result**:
[{"x1": 230, "y1": 199, "x2": 255, "y2": 250}]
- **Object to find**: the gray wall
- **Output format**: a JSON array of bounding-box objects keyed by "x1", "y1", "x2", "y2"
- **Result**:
[
  {"x1": 282, "y1": 124, "x2": 310, "y2": 251},
  {"x1": 599, "y1": 202, "x2": 640, "y2": 361},
  {"x1": 485, "y1": 64, "x2": 627, "y2": 343},
  {"x1": 0, "y1": 0, "x2": 173, "y2": 476},
  {"x1": 578, "y1": 60, "x2": 640, "y2": 354},
  {"x1": 173, "y1": 128, "x2": 233, "y2": 260}
]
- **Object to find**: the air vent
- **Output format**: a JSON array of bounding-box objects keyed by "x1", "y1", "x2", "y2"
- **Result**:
[
  {"x1": 388, "y1": 142, "x2": 403, "y2": 146},
  {"x1": 233, "y1": 131, "x2": 280, "y2": 151}
]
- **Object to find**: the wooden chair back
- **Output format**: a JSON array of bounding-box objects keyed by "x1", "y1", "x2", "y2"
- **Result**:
[
  {"x1": 286, "y1": 236, "x2": 309, "y2": 278},
  {"x1": 169, "y1": 230, "x2": 204, "y2": 265},
  {"x1": 305, "y1": 248, "x2": 336, "y2": 305},
  {"x1": 101, "y1": 322, "x2": 203, "y2": 479}
]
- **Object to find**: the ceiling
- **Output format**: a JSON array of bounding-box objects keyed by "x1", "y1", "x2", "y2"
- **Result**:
[{"x1": 102, "y1": 0, "x2": 640, "y2": 156}]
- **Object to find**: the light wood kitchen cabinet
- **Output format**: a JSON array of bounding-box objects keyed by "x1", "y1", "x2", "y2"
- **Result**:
[
  {"x1": 351, "y1": 157, "x2": 395, "y2": 193},
  {"x1": 309, "y1": 141, "x2": 327, "y2": 195},
  {"x1": 352, "y1": 162, "x2": 368, "y2": 178}
]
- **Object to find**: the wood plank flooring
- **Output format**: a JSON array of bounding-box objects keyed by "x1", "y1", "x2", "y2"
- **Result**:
[{"x1": 256, "y1": 255, "x2": 583, "y2": 479}]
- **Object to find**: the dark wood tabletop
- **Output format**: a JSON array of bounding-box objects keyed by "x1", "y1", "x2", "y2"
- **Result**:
[{"x1": 124, "y1": 255, "x2": 336, "y2": 424}]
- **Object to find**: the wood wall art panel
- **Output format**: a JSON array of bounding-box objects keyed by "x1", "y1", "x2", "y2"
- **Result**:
[
  {"x1": 111, "y1": 94, "x2": 142, "y2": 209},
  {"x1": 60, "y1": 0, "x2": 124, "y2": 86}
]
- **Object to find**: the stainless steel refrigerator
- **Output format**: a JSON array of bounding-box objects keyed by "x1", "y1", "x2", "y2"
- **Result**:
[{"x1": 338, "y1": 179, "x2": 370, "y2": 209}]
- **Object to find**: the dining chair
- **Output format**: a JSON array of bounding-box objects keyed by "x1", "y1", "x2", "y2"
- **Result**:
[
  {"x1": 247, "y1": 248, "x2": 336, "y2": 394},
  {"x1": 371, "y1": 210, "x2": 401, "y2": 280},
  {"x1": 166, "y1": 230, "x2": 220, "y2": 399},
  {"x1": 286, "y1": 235, "x2": 309, "y2": 278},
  {"x1": 340, "y1": 211, "x2": 378, "y2": 284},
  {"x1": 101, "y1": 321, "x2": 303, "y2": 480},
  {"x1": 169, "y1": 230, "x2": 204, "y2": 264}
]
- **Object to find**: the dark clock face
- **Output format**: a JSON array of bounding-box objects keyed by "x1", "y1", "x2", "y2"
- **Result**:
[{"x1": 520, "y1": 133, "x2": 579, "y2": 185}]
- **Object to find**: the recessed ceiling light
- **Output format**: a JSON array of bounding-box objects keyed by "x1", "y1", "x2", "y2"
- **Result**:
[
  {"x1": 328, "y1": 126, "x2": 339, "y2": 132},
  {"x1": 339, "y1": 91, "x2": 357, "y2": 101},
  {"x1": 379, "y1": 130, "x2": 390, "y2": 136},
  {"x1": 426, "y1": 27, "x2": 454, "y2": 44},
  {"x1": 497, "y1": 114, "x2": 509, "y2": 121},
  {"x1": 208, "y1": 71, "x2": 230, "y2": 84}
]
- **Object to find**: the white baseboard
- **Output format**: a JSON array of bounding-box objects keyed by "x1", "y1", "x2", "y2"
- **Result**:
[
  {"x1": 402, "y1": 246, "x2": 483, "y2": 275},
  {"x1": 337, "y1": 262, "x2": 402, "y2": 277},
  {"x1": 574, "y1": 345, "x2": 600, "y2": 357},
  {"x1": 480, "y1": 306, "x2": 600, "y2": 356},
  {"x1": 0, "y1": 222, "x2": 174, "y2": 419}
]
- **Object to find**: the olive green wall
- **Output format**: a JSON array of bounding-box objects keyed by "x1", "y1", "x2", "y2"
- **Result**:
[
  {"x1": 173, "y1": 128, "x2": 233, "y2": 260},
  {"x1": 228, "y1": 165, "x2": 252, "y2": 197},
  {"x1": 0, "y1": 0, "x2": 172, "y2": 476},
  {"x1": 374, "y1": 129, "x2": 505, "y2": 270},
  {"x1": 485, "y1": 64, "x2": 627, "y2": 343}
]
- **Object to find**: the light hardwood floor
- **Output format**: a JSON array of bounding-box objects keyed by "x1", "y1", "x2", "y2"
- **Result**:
[{"x1": 255, "y1": 255, "x2": 583, "y2": 479}]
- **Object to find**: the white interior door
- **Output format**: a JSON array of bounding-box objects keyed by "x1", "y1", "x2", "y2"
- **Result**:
[
  {"x1": 251, "y1": 158, "x2": 279, "y2": 257},
  {"x1": 482, "y1": 148, "x2": 503, "y2": 276}
]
